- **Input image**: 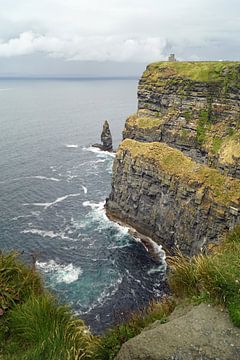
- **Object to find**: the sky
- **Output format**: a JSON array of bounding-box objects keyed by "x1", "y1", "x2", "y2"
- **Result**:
[{"x1": 0, "y1": 0, "x2": 239, "y2": 77}]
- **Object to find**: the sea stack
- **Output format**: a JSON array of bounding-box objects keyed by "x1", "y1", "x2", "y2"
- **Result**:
[{"x1": 93, "y1": 120, "x2": 113, "y2": 151}]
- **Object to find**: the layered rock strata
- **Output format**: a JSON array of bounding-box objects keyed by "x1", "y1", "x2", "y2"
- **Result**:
[
  {"x1": 123, "y1": 62, "x2": 240, "y2": 178},
  {"x1": 106, "y1": 139, "x2": 240, "y2": 255},
  {"x1": 106, "y1": 62, "x2": 240, "y2": 255}
]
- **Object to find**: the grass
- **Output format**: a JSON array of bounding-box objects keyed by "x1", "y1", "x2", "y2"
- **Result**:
[
  {"x1": 0, "y1": 251, "x2": 43, "y2": 311},
  {"x1": 144, "y1": 61, "x2": 240, "y2": 84},
  {"x1": 0, "y1": 252, "x2": 97, "y2": 360},
  {"x1": 1, "y1": 225, "x2": 240, "y2": 359},
  {"x1": 168, "y1": 225, "x2": 240, "y2": 326},
  {"x1": 4, "y1": 294, "x2": 96, "y2": 360},
  {"x1": 126, "y1": 113, "x2": 163, "y2": 129}
]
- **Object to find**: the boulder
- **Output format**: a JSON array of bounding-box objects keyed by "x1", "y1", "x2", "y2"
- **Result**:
[{"x1": 115, "y1": 303, "x2": 240, "y2": 360}]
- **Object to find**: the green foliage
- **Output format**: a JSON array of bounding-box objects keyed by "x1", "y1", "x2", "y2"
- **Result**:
[
  {"x1": 227, "y1": 297, "x2": 240, "y2": 327},
  {"x1": 0, "y1": 252, "x2": 43, "y2": 311},
  {"x1": 168, "y1": 225, "x2": 240, "y2": 326},
  {"x1": 3, "y1": 294, "x2": 97, "y2": 360},
  {"x1": 212, "y1": 137, "x2": 223, "y2": 154},
  {"x1": 91, "y1": 299, "x2": 175, "y2": 360},
  {"x1": 196, "y1": 109, "x2": 211, "y2": 144}
]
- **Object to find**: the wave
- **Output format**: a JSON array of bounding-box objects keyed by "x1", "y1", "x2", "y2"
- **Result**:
[
  {"x1": 36, "y1": 260, "x2": 82, "y2": 284},
  {"x1": 30, "y1": 175, "x2": 60, "y2": 182},
  {"x1": 65, "y1": 144, "x2": 79, "y2": 148},
  {"x1": 0, "y1": 175, "x2": 60, "y2": 184},
  {"x1": 81, "y1": 185, "x2": 88, "y2": 194},
  {"x1": 21, "y1": 228, "x2": 74, "y2": 241},
  {"x1": 23, "y1": 193, "x2": 81, "y2": 209},
  {"x1": 83, "y1": 146, "x2": 115, "y2": 158}
]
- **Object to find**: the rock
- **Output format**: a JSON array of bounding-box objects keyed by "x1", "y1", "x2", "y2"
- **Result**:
[
  {"x1": 115, "y1": 303, "x2": 240, "y2": 360},
  {"x1": 93, "y1": 120, "x2": 113, "y2": 151},
  {"x1": 106, "y1": 139, "x2": 240, "y2": 255},
  {"x1": 123, "y1": 62, "x2": 240, "y2": 179}
]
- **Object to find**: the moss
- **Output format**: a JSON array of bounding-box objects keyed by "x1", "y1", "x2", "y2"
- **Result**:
[
  {"x1": 144, "y1": 61, "x2": 240, "y2": 85},
  {"x1": 126, "y1": 114, "x2": 164, "y2": 129},
  {"x1": 212, "y1": 137, "x2": 223, "y2": 154},
  {"x1": 118, "y1": 139, "x2": 240, "y2": 206}
]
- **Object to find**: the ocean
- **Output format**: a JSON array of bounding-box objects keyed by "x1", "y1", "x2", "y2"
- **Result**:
[{"x1": 0, "y1": 78, "x2": 167, "y2": 334}]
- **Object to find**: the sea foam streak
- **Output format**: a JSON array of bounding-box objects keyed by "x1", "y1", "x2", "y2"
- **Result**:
[
  {"x1": 21, "y1": 228, "x2": 74, "y2": 241},
  {"x1": 23, "y1": 193, "x2": 81, "y2": 209},
  {"x1": 65, "y1": 144, "x2": 79, "y2": 148},
  {"x1": 83, "y1": 146, "x2": 115, "y2": 158},
  {"x1": 81, "y1": 185, "x2": 88, "y2": 194},
  {"x1": 36, "y1": 260, "x2": 82, "y2": 284},
  {"x1": 0, "y1": 175, "x2": 60, "y2": 184}
]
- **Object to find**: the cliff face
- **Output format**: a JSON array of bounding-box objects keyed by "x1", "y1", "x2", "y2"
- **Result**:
[
  {"x1": 123, "y1": 62, "x2": 240, "y2": 178},
  {"x1": 106, "y1": 62, "x2": 240, "y2": 255}
]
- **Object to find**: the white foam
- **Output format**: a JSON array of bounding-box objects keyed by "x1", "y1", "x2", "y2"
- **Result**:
[
  {"x1": 83, "y1": 146, "x2": 115, "y2": 158},
  {"x1": 81, "y1": 185, "x2": 88, "y2": 194},
  {"x1": 30, "y1": 176, "x2": 60, "y2": 182},
  {"x1": 0, "y1": 175, "x2": 60, "y2": 184},
  {"x1": 36, "y1": 260, "x2": 82, "y2": 284},
  {"x1": 65, "y1": 144, "x2": 79, "y2": 148},
  {"x1": 82, "y1": 200, "x2": 105, "y2": 211},
  {"x1": 23, "y1": 193, "x2": 81, "y2": 209},
  {"x1": 21, "y1": 228, "x2": 74, "y2": 241}
]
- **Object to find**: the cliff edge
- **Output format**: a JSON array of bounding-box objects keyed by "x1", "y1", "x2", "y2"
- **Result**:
[{"x1": 106, "y1": 61, "x2": 240, "y2": 255}]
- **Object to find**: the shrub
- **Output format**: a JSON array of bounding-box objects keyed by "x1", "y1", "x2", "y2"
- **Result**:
[{"x1": 168, "y1": 226, "x2": 240, "y2": 326}]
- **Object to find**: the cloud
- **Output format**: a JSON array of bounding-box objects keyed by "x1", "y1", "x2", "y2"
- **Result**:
[
  {"x1": 0, "y1": 0, "x2": 239, "y2": 65},
  {"x1": 0, "y1": 32, "x2": 167, "y2": 62}
]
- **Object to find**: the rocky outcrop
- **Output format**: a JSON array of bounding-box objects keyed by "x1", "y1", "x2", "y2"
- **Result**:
[
  {"x1": 93, "y1": 120, "x2": 113, "y2": 151},
  {"x1": 106, "y1": 139, "x2": 240, "y2": 255},
  {"x1": 115, "y1": 303, "x2": 240, "y2": 360},
  {"x1": 123, "y1": 62, "x2": 240, "y2": 178},
  {"x1": 106, "y1": 61, "x2": 240, "y2": 255}
]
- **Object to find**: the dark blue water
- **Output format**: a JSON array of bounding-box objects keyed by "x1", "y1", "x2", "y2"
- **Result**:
[{"x1": 0, "y1": 78, "x2": 167, "y2": 333}]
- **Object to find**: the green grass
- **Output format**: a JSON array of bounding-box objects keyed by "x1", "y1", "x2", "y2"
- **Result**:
[
  {"x1": 145, "y1": 61, "x2": 240, "y2": 84},
  {"x1": 4, "y1": 294, "x2": 96, "y2": 360},
  {"x1": 0, "y1": 251, "x2": 43, "y2": 311},
  {"x1": 0, "y1": 252, "x2": 97, "y2": 360},
  {"x1": 168, "y1": 225, "x2": 240, "y2": 326},
  {"x1": 1, "y1": 224, "x2": 240, "y2": 359}
]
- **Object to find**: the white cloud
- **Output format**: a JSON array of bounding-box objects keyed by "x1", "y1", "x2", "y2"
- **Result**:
[
  {"x1": 0, "y1": 32, "x2": 167, "y2": 62},
  {"x1": 0, "y1": 0, "x2": 239, "y2": 63}
]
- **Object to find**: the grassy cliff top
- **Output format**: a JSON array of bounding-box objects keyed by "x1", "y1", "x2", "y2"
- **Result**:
[
  {"x1": 143, "y1": 61, "x2": 240, "y2": 83},
  {"x1": 118, "y1": 139, "x2": 240, "y2": 207}
]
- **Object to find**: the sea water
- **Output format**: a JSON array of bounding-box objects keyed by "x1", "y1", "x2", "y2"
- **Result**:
[{"x1": 0, "y1": 78, "x2": 167, "y2": 333}]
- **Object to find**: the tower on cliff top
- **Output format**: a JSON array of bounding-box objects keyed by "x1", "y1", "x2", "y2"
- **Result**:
[{"x1": 168, "y1": 54, "x2": 177, "y2": 62}]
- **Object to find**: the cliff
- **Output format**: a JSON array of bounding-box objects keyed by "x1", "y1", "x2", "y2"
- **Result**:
[
  {"x1": 106, "y1": 61, "x2": 240, "y2": 255},
  {"x1": 124, "y1": 62, "x2": 240, "y2": 178}
]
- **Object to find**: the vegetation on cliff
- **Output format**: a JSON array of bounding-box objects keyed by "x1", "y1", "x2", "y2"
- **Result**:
[
  {"x1": 143, "y1": 61, "x2": 240, "y2": 85},
  {"x1": 117, "y1": 139, "x2": 240, "y2": 207},
  {"x1": 0, "y1": 252, "x2": 97, "y2": 360},
  {"x1": 1, "y1": 225, "x2": 239, "y2": 359}
]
